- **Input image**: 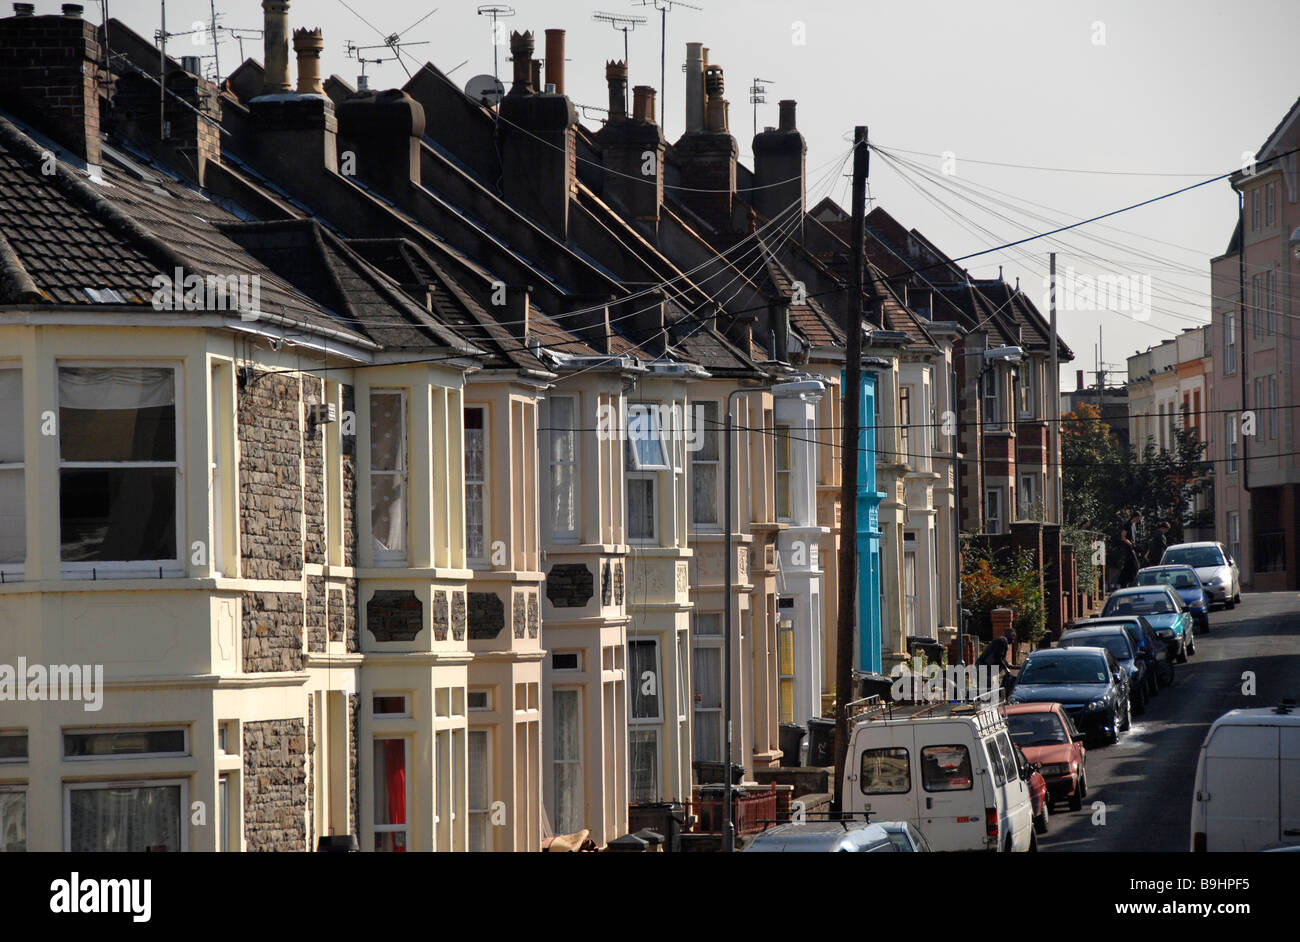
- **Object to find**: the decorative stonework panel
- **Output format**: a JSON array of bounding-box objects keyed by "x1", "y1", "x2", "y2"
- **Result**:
[
  {"x1": 468, "y1": 592, "x2": 505, "y2": 639},
  {"x1": 547, "y1": 563, "x2": 595, "y2": 608},
  {"x1": 527, "y1": 592, "x2": 539, "y2": 638},
  {"x1": 613, "y1": 561, "x2": 625, "y2": 605},
  {"x1": 451, "y1": 591, "x2": 466, "y2": 641},
  {"x1": 432, "y1": 590, "x2": 449, "y2": 641},
  {"x1": 368, "y1": 590, "x2": 424, "y2": 643},
  {"x1": 601, "y1": 561, "x2": 612, "y2": 605},
  {"x1": 513, "y1": 592, "x2": 527, "y2": 638}
]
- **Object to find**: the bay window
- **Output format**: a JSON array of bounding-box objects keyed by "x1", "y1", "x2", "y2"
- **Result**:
[
  {"x1": 369, "y1": 391, "x2": 407, "y2": 562},
  {"x1": 465, "y1": 406, "x2": 487, "y2": 563},
  {"x1": 58, "y1": 366, "x2": 179, "y2": 569},
  {"x1": 0, "y1": 368, "x2": 22, "y2": 574}
]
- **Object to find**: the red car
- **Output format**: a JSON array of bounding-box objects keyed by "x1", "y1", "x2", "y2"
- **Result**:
[
  {"x1": 1012, "y1": 742, "x2": 1050, "y2": 835},
  {"x1": 1004, "y1": 702, "x2": 1088, "y2": 812}
]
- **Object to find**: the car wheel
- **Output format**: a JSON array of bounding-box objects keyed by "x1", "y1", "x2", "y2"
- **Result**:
[
  {"x1": 1029, "y1": 830, "x2": 1039, "y2": 852},
  {"x1": 1120, "y1": 696, "x2": 1132, "y2": 731},
  {"x1": 1226, "y1": 596, "x2": 1235, "y2": 610},
  {"x1": 1107, "y1": 710, "x2": 1121, "y2": 743},
  {"x1": 1234, "y1": 591, "x2": 1241, "y2": 605},
  {"x1": 1070, "y1": 771, "x2": 1086, "y2": 811},
  {"x1": 1034, "y1": 801, "x2": 1049, "y2": 835},
  {"x1": 1133, "y1": 685, "x2": 1146, "y2": 715},
  {"x1": 1176, "y1": 641, "x2": 1188, "y2": 664}
]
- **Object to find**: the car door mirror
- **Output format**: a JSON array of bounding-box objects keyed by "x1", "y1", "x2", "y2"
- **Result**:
[{"x1": 1071, "y1": 733, "x2": 1085, "y2": 743}]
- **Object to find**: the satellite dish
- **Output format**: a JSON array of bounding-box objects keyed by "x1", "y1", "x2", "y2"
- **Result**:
[{"x1": 464, "y1": 74, "x2": 504, "y2": 107}]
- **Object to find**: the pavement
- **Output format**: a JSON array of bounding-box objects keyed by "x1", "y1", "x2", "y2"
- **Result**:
[{"x1": 1037, "y1": 590, "x2": 1300, "y2": 852}]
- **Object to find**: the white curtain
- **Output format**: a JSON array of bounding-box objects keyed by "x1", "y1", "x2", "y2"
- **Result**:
[
  {"x1": 693, "y1": 646, "x2": 722, "y2": 761},
  {"x1": 552, "y1": 689, "x2": 581, "y2": 834},
  {"x1": 68, "y1": 785, "x2": 181, "y2": 852},
  {"x1": 549, "y1": 398, "x2": 575, "y2": 534},
  {"x1": 468, "y1": 730, "x2": 488, "y2": 852},
  {"x1": 58, "y1": 367, "x2": 175, "y2": 411}
]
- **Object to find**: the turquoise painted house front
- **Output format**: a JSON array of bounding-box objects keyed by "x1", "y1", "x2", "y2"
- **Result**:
[{"x1": 847, "y1": 371, "x2": 886, "y2": 675}]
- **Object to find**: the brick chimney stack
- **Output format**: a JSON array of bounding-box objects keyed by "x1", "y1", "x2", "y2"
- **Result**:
[
  {"x1": 605, "y1": 60, "x2": 627, "y2": 118},
  {"x1": 0, "y1": 4, "x2": 103, "y2": 166},
  {"x1": 293, "y1": 27, "x2": 324, "y2": 95},
  {"x1": 674, "y1": 51, "x2": 737, "y2": 233},
  {"x1": 261, "y1": 0, "x2": 291, "y2": 94},
  {"x1": 752, "y1": 99, "x2": 806, "y2": 236},
  {"x1": 631, "y1": 85, "x2": 656, "y2": 124},
  {"x1": 597, "y1": 74, "x2": 665, "y2": 235},
  {"x1": 336, "y1": 89, "x2": 425, "y2": 203},
  {"x1": 499, "y1": 28, "x2": 576, "y2": 238},
  {"x1": 544, "y1": 29, "x2": 565, "y2": 95}
]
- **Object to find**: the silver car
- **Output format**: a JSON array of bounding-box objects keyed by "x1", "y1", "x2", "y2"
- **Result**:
[
  {"x1": 1160, "y1": 541, "x2": 1241, "y2": 609},
  {"x1": 742, "y1": 820, "x2": 931, "y2": 852}
]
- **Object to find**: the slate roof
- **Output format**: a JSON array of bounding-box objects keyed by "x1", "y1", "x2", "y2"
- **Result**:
[{"x1": 0, "y1": 113, "x2": 377, "y2": 348}]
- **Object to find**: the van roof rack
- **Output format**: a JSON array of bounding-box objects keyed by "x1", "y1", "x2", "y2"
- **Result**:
[{"x1": 1274, "y1": 698, "x2": 1296, "y2": 715}]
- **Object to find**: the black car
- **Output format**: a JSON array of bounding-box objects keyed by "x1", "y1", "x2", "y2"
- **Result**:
[
  {"x1": 1057, "y1": 627, "x2": 1149, "y2": 715},
  {"x1": 1009, "y1": 647, "x2": 1131, "y2": 745},
  {"x1": 1074, "y1": 615, "x2": 1174, "y2": 692}
]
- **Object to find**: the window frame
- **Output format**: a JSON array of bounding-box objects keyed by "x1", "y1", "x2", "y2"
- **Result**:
[
  {"x1": 985, "y1": 488, "x2": 1003, "y2": 535},
  {"x1": 63, "y1": 778, "x2": 189, "y2": 852},
  {"x1": 464, "y1": 405, "x2": 489, "y2": 566},
  {"x1": 372, "y1": 736, "x2": 410, "y2": 851},
  {"x1": 0, "y1": 730, "x2": 27, "y2": 765},
  {"x1": 1226, "y1": 414, "x2": 1238, "y2": 473},
  {"x1": 628, "y1": 727, "x2": 661, "y2": 804},
  {"x1": 689, "y1": 400, "x2": 722, "y2": 528},
  {"x1": 625, "y1": 403, "x2": 670, "y2": 472},
  {"x1": 626, "y1": 472, "x2": 658, "y2": 543},
  {"x1": 774, "y1": 422, "x2": 793, "y2": 521},
  {"x1": 628, "y1": 637, "x2": 663, "y2": 723},
  {"x1": 467, "y1": 728, "x2": 491, "y2": 852},
  {"x1": 858, "y1": 746, "x2": 912, "y2": 796},
  {"x1": 777, "y1": 604, "x2": 796, "y2": 725},
  {"x1": 551, "y1": 687, "x2": 584, "y2": 835},
  {"x1": 547, "y1": 394, "x2": 579, "y2": 542},
  {"x1": 920, "y1": 743, "x2": 974, "y2": 793},
  {"x1": 0, "y1": 365, "x2": 25, "y2": 578},
  {"x1": 368, "y1": 389, "x2": 409, "y2": 565},
  {"x1": 63, "y1": 726, "x2": 189, "y2": 761},
  {"x1": 57, "y1": 362, "x2": 184, "y2": 577},
  {"x1": 0, "y1": 785, "x2": 27, "y2": 853},
  {"x1": 691, "y1": 613, "x2": 724, "y2": 763},
  {"x1": 1223, "y1": 314, "x2": 1236, "y2": 375}
]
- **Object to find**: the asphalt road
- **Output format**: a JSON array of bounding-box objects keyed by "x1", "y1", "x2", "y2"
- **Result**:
[{"x1": 1037, "y1": 590, "x2": 1300, "y2": 852}]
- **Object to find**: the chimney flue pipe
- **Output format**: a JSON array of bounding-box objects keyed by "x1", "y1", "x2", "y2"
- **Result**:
[
  {"x1": 261, "y1": 0, "x2": 291, "y2": 94},
  {"x1": 544, "y1": 29, "x2": 565, "y2": 95}
]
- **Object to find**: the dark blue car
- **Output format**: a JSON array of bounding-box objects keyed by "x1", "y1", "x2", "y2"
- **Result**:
[
  {"x1": 1010, "y1": 647, "x2": 1131, "y2": 746},
  {"x1": 1137, "y1": 565, "x2": 1210, "y2": 634}
]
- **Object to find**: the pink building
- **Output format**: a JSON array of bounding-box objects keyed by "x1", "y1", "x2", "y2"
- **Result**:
[{"x1": 1209, "y1": 96, "x2": 1300, "y2": 590}]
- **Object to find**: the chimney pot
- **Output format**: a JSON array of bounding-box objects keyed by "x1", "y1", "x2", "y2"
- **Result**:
[
  {"x1": 531, "y1": 59, "x2": 542, "y2": 91},
  {"x1": 509, "y1": 30, "x2": 535, "y2": 93},
  {"x1": 292, "y1": 26, "x2": 325, "y2": 95},
  {"x1": 684, "y1": 42, "x2": 704, "y2": 133},
  {"x1": 357, "y1": 74, "x2": 369, "y2": 91},
  {"x1": 261, "y1": 0, "x2": 292, "y2": 94},
  {"x1": 544, "y1": 28, "x2": 565, "y2": 95},
  {"x1": 61, "y1": 3, "x2": 82, "y2": 16},
  {"x1": 605, "y1": 59, "x2": 628, "y2": 118},
  {"x1": 181, "y1": 56, "x2": 202, "y2": 76},
  {"x1": 778, "y1": 99, "x2": 797, "y2": 132},
  {"x1": 632, "y1": 85, "x2": 657, "y2": 124},
  {"x1": 13, "y1": 3, "x2": 35, "y2": 15}
]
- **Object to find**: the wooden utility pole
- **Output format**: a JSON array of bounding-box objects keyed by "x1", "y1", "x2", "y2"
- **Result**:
[{"x1": 833, "y1": 126, "x2": 868, "y2": 816}]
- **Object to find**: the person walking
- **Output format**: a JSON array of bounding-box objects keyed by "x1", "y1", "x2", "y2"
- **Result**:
[
  {"x1": 1118, "y1": 511, "x2": 1142, "y2": 588},
  {"x1": 1146, "y1": 519, "x2": 1171, "y2": 568}
]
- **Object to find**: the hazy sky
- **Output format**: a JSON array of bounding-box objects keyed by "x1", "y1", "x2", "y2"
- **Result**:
[{"x1": 106, "y1": 0, "x2": 1300, "y2": 385}]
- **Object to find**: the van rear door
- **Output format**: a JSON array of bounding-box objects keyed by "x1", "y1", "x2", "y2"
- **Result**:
[
  {"x1": 847, "y1": 723, "x2": 918, "y2": 826},
  {"x1": 911, "y1": 720, "x2": 984, "y2": 852},
  {"x1": 1204, "y1": 724, "x2": 1278, "y2": 851},
  {"x1": 1279, "y1": 726, "x2": 1300, "y2": 847}
]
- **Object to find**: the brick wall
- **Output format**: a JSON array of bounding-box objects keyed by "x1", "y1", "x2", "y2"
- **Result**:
[{"x1": 242, "y1": 718, "x2": 308, "y2": 851}]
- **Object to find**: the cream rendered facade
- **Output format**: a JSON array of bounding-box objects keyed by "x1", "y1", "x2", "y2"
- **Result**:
[{"x1": 539, "y1": 369, "x2": 632, "y2": 846}]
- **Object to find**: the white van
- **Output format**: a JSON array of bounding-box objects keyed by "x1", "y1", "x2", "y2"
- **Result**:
[
  {"x1": 842, "y1": 700, "x2": 1036, "y2": 852},
  {"x1": 1190, "y1": 700, "x2": 1300, "y2": 851}
]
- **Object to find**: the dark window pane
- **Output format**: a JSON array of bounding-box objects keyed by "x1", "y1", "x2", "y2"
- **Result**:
[
  {"x1": 58, "y1": 368, "x2": 175, "y2": 462},
  {"x1": 0, "y1": 733, "x2": 27, "y2": 761},
  {"x1": 60, "y1": 468, "x2": 176, "y2": 561},
  {"x1": 68, "y1": 785, "x2": 181, "y2": 852},
  {"x1": 64, "y1": 729, "x2": 186, "y2": 757},
  {"x1": 629, "y1": 640, "x2": 660, "y2": 719}
]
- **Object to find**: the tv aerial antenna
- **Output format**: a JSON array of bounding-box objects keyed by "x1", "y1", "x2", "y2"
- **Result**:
[
  {"x1": 633, "y1": 0, "x2": 701, "y2": 137},
  {"x1": 749, "y1": 77, "x2": 774, "y2": 140},
  {"x1": 592, "y1": 10, "x2": 646, "y2": 113},
  {"x1": 476, "y1": 5, "x2": 516, "y2": 88},
  {"x1": 342, "y1": 6, "x2": 438, "y2": 82}
]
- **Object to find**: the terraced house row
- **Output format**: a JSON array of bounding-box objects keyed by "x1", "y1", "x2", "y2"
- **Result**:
[{"x1": 0, "y1": 1, "x2": 1069, "y2": 852}]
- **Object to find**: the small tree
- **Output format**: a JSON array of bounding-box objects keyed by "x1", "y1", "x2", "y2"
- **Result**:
[{"x1": 961, "y1": 537, "x2": 1046, "y2": 644}]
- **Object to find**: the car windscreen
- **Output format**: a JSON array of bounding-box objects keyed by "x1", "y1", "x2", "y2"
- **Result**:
[
  {"x1": 1019, "y1": 654, "x2": 1109, "y2": 685},
  {"x1": 1007, "y1": 712, "x2": 1068, "y2": 746},
  {"x1": 1102, "y1": 591, "x2": 1176, "y2": 615},
  {"x1": 1163, "y1": 547, "x2": 1225, "y2": 568},
  {"x1": 1060, "y1": 634, "x2": 1133, "y2": 660},
  {"x1": 1138, "y1": 569, "x2": 1199, "y2": 590}
]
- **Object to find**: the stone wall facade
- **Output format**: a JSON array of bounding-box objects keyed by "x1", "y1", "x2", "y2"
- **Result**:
[
  {"x1": 238, "y1": 371, "x2": 304, "y2": 580},
  {"x1": 242, "y1": 591, "x2": 305, "y2": 673},
  {"x1": 302, "y1": 375, "x2": 326, "y2": 566},
  {"x1": 243, "y1": 718, "x2": 308, "y2": 851}
]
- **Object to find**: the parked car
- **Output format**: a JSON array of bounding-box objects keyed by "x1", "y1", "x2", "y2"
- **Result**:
[
  {"x1": 1010, "y1": 647, "x2": 1131, "y2": 745},
  {"x1": 1004, "y1": 702, "x2": 1088, "y2": 811},
  {"x1": 743, "y1": 819, "x2": 931, "y2": 852},
  {"x1": 1101, "y1": 585, "x2": 1195, "y2": 663},
  {"x1": 1138, "y1": 564, "x2": 1211, "y2": 633},
  {"x1": 1191, "y1": 700, "x2": 1300, "y2": 851},
  {"x1": 1161, "y1": 541, "x2": 1241, "y2": 609},
  {"x1": 1012, "y1": 742, "x2": 1050, "y2": 835},
  {"x1": 1073, "y1": 615, "x2": 1173, "y2": 692},
  {"x1": 1058, "y1": 625, "x2": 1150, "y2": 714},
  {"x1": 843, "y1": 701, "x2": 1036, "y2": 852}
]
